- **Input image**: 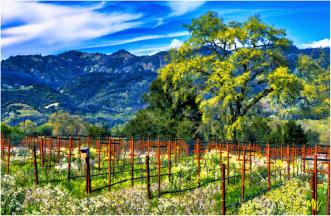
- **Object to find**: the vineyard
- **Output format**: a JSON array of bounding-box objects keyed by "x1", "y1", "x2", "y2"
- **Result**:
[{"x1": 1, "y1": 135, "x2": 330, "y2": 215}]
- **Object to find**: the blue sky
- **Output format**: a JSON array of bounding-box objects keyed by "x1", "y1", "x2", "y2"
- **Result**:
[{"x1": 1, "y1": 1, "x2": 330, "y2": 59}]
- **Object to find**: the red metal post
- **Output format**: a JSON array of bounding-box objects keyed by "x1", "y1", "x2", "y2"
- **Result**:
[
  {"x1": 227, "y1": 141, "x2": 230, "y2": 185},
  {"x1": 197, "y1": 138, "x2": 200, "y2": 185},
  {"x1": 78, "y1": 135, "x2": 81, "y2": 159},
  {"x1": 287, "y1": 144, "x2": 290, "y2": 180},
  {"x1": 108, "y1": 138, "x2": 112, "y2": 191},
  {"x1": 131, "y1": 137, "x2": 134, "y2": 186},
  {"x1": 6, "y1": 138, "x2": 11, "y2": 174},
  {"x1": 327, "y1": 160, "x2": 330, "y2": 215},
  {"x1": 49, "y1": 137, "x2": 52, "y2": 169},
  {"x1": 267, "y1": 143, "x2": 271, "y2": 189},
  {"x1": 249, "y1": 142, "x2": 252, "y2": 172},
  {"x1": 303, "y1": 144, "x2": 306, "y2": 172},
  {"x1": 175, "y1": 138, "x2": 177, "y2": 163},
  {"x1": 98, "y1": 137, "x2": 101, "y2": 172},
  {"x1": 57, "y1": 137, "x2": 61, "y2": 165},
  {"x1": 1, "y1": 135, "x2": 5, "y2": 161}
]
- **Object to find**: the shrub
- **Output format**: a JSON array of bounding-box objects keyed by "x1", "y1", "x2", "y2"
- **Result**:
[{"x1": 238, "y1": 179, "x2": 309, "y2": 215}]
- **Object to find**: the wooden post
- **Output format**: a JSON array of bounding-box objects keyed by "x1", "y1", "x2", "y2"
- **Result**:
[
  {"x1": 6, "y1": 138, "x2": 11, "y2": 175},
  {"x1": 220, "y1": 142, "x2": 223, "y2": 170},
  {"x1": 311, "y1": 173, "x2": 316, "y2": 215},
  {"x1": 67, "y1": 137, "x2": 72, "y2": 180},
  {"x1": 241, "y1": 148, "x2": 246, "y2": 200},
  {"x1": 221, "y1": 163, "x2": 226, "y2": 215},
  {"x1": 131, "y1": 137, "x2": 134, "y2": 186},
  {"x1": 168, "y1": 138, "x2": 171, "y2": 182},
  {"x1": 85, "y1": 153, "x2": 91, "y2": 194},
  {"x1": 146, "y1": 155, "x2": 151, "y2": 199},
  {"x1": 78, "y1": 135, "x2": 81, "y2": 159},
  {"x1": 108, "y1": 138, "x2": 112, "y2": 191},
  {"x1": 287, "y1": 144, "x2": 290, "y2": 180},
  {"x1": 40, "y1": 137, "x2": 44, "y2": 170},
  {"x1": 267, "y1": 144, "x2": 271, "y2": 189},
  {"x1": 33, "y1": 144, "x2": 39, "y2": 184}
]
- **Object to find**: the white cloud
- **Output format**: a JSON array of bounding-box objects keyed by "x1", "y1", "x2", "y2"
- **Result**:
[
  {"x1": 74, "y1": 31, "x2": 189, "y2": 50},
  {"x1": 153, "y1": 18, "x2": 164, "y2": 28},
  {"x1": 169, "y1": 38, "x2": 183, "y2": 49},
  {"x1": 301, "y1": 39, "x2": 331, "y2": 49},
  {"x1": 1, "y1": 1, "x2": 142, "y2": 49},
  {"x1": 130, "y1": 46, "x2": 169, "y2": 56},
  {"x1": 168, "y1": 1, "x2": 205, "y2": 16}
]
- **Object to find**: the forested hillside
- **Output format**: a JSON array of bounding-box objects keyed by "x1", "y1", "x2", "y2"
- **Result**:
[
  {"x1": 1, "y1": 40, "x2": 329, "y2": 129},
  {"x1": 1, "y1": 50, "x2": 167, "y2": 126}
]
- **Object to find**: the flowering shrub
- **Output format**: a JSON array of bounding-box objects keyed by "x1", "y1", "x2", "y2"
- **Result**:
[
  {"x1": 237, "y1": 179, "x2": 309, "y2": 215},
  {"x1": 1, "y1": 175, "x2": 25, "y2": 215},
  {"x1": 55, "y1": 158, "x2": 79, "y2": 171},
  {"x1": 22, "y1": 185, "x2": 82, "y2": 215}
]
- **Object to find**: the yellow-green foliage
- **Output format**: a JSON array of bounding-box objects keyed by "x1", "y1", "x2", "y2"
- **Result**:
[
  {"x1": 157, "y1": 12, "x2": 329, "y2": 140},
  {"x1": 48, "y1": 110, "x2": 89, "y2": 136},
  {"x1": 297, "y1": 118, "x2": 330, "y2": 144},
  {"x1": 238, "y1": 179, "x2": 309, "y2": 215}
]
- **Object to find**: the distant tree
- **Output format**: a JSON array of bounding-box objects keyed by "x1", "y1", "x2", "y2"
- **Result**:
[
  {"x1": 87, "y1": 125, "x2": 108, "y2": 137},
  {"x1": 305, "y1": 129, "x2": 320, "y2": 145},
  {"x1": 36, "y1": 124, "x2": 53, "y2": 136},
  {"x1": 268, "y1": 120, "x2": 309, "y2": 145},
  {"x1": 282, "y1": 120, "x2": 307, "y2": 144},
  {"x1": 101, "y1": 122, "x2": 111, "y2": 135},
  {"x1": 268, "y1": 124, "x2": 284, "y2": 144},
  {"x1": 124, "y1": 110, "x2": 159, "y2": 138},
  {"x1": 19, "y1": 120, "x2": 37, "y2": 135},
  {"x1": 48, "y1": 110, "x2": 89, "y2": 136},
  {"x1": 241, "y1": 117, "x2": 272, "y2": 143},
  {"x1": 1, "y1": 124, "x2": 12, "y2": 136}
]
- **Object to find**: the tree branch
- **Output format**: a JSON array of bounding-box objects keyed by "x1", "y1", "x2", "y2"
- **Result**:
[{"x1": 240, "y1": 87, "x2": 274, "y2": 116}]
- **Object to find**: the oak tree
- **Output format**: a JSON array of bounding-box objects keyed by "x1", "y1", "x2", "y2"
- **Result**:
[{"x1": 159, "y1": 12, "x2": 328, "y2": 140}]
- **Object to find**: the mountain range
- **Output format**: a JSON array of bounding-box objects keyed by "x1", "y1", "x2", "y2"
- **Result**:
[
  {"x1": 1, "y1": 46, "x2": 329, "y2": 127},
  {"x1": 1, "y1": 49, "x2": 167, "y2": 126}
]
